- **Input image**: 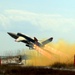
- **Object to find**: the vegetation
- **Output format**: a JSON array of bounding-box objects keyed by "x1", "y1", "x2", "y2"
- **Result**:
[{"x1": 50, "y1": 62, "x2": 74, "y2": 68}]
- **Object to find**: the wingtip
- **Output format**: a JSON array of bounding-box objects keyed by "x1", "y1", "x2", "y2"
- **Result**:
[
  {"x1": 49, "y1": 37, "x2": 53, "y2": 41},
  {"x1": 51, "y1": 37, "x2": 53, "y2": 40}
]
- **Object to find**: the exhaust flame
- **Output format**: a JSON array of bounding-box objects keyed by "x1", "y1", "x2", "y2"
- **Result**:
[
  {"x1": 34, "y1": 45, "x2": 55, "y2": 59},
  {"x1": 44, "y1": 45, "x2": 69, "y2": 57}
]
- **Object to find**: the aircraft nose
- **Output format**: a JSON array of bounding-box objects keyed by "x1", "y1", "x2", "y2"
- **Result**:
[
  {"x1": 7, "y1": 32, "x2": 18, "y2": 39},
  {"x1": 7, "y1": 32, "x2": 12, "y2": 36},
  {"x1": 7, "y1": 32, "x2": 13, "y2": 36},
  {"x1": 7, "y1": 32, "x2": 10, "y2": 35}
]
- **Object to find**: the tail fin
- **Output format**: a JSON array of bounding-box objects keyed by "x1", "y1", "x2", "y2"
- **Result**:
[{"x1": 42, "y1": 37, "x2": 53, "y2": 46}]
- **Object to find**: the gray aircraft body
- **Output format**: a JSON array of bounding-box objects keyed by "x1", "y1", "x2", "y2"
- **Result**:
[{"x1": 7, "y1": 32, "x2": 53, "y2": 49}]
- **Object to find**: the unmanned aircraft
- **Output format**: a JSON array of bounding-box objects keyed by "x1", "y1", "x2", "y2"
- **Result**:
[{"x1": 7, "y1": 32, "x2": 53, "y2": 49}]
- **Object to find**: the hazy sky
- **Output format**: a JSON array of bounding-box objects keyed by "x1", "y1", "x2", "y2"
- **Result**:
[{"x1": 0, "y1": 0, "x2": 75, "y2": 55}]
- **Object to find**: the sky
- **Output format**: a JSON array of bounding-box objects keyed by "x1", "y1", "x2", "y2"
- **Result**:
[{"x1": 0, "y1": 0, "x2": 75, "y2": 55}]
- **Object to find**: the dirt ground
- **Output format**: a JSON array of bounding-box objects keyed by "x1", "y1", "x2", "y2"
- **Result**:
[{"x1": 0, "y1": 65, "x2": 75, "y2": 75}]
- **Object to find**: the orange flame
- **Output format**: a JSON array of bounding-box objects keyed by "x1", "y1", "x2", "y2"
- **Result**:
[
  {"x1": 44, "y1": 45, "x2": 69, "y2": 57},
  {"x1": 34, "y1": 45, "x2": 55, "y2": 59}
]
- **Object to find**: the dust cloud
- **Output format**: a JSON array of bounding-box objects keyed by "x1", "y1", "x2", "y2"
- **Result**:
[{"x1": 22, "y1": 40, "x2": 75, "y2": 66}]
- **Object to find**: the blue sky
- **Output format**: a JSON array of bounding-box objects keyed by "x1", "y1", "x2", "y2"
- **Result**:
[{"x1": 0, "y1": 0, "x2": 75, "y2": 55}]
